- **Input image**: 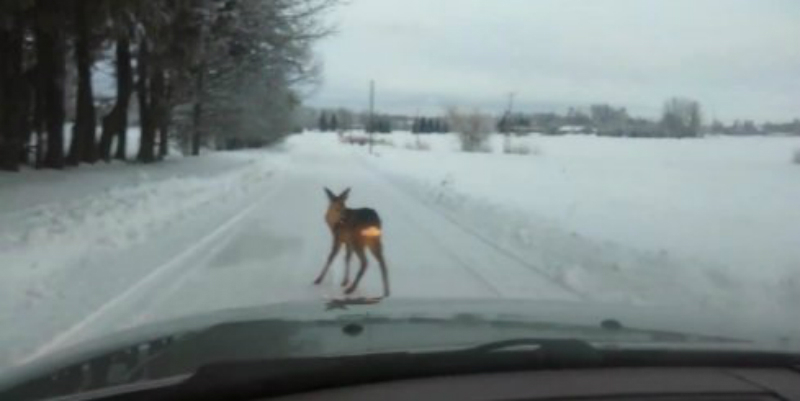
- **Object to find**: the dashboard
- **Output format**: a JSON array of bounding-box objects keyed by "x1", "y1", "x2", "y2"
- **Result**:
[{"x1": 272, "y1": 367, "x2": 800, "y2": 401}]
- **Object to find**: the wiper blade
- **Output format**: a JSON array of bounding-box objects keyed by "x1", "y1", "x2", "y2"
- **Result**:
[
  {"x1": 469, "y1": 338, "x2": 594, "y2": 353},
  {"x1": 464, "y1": 338, "x2": 602, "y2": 367}
]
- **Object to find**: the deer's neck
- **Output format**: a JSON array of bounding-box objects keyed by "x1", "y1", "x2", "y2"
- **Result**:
[{"x1": 326, "y1": 208, "x2": 349, "y2": 229}]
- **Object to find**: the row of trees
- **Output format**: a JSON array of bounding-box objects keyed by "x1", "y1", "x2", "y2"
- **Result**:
[
  {"x1": 308, "y1": 96, "x2": 709, "y2": 139},
  {"x1": 444, "y1": 98, "x2": 705, "y2": 154},
  {"x1": 411, "y1": 117, "x2": 448, "y2": 134},
  {"x1": 314, "y1": 108, "x2": 397, "y2": 133},
  {"x1": 508, "y1": 98, "x2": 704, "y2": 138},
  {"x1": 365, "y1": 115, "x2": 393, "y2": 133},
  {"x1": 308, "y1": 107, "x2": 454, "y2": 134},
  {"x1": 318, "y1": 112, "x2": 336, "y2": 132},
  {"x1": 500, "y1": 98, "x2": 796, "y2": 138},
  {"x1": 0, "y1": 0, "x2": 333, "y2": 172},
  {"x1": 711, "y1": 119, "x2": 800, "y2": 136}
]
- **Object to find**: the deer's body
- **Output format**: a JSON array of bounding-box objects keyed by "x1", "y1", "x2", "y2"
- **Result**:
[{"x1": 315, "y1": 188, "x2": 390, "y2": 297}]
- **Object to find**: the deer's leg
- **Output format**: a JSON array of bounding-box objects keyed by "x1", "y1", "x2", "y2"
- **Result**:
[
  {"x1": 368, "y1": 239, "x2": 390, "y2": 298},
  {"x1": 345, "y1": 244, "x2": 368, "y2": 295},
  {"x1": 314, "y1": 237, "x2": 341, "y2": 285},
  {"x1": 341, "y1": 244, "x2": 353, "y2": 287}
]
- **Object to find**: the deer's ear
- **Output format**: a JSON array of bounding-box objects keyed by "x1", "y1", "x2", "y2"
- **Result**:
[
  {"x1": 340, "y1": 188, "x2": 351, "y2": 200},
  {"x1": 324, "y1": 187, "x2": 336, "y2": 201}
]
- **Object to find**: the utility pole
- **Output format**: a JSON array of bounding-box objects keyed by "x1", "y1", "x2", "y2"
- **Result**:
[
  {"x1": 504, "y1": 92, "x2": 515, "y2": 152},
  {"x1": 368, "y1": 80, "x2": 375, "y2": 154},
  {"x1": 414, "y1": 108, "x2": 421, "y2": 147}
]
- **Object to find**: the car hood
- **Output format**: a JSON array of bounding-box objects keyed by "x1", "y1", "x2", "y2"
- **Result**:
[{"x1": 2, "y1": 298, "x2": 799, "y2": 394}]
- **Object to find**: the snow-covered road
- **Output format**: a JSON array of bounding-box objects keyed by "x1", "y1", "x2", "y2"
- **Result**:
[
  {"x1": 1, "y1": 136, "x2": 580, "y2": 368},
  {"x1": 144, "y1": 140, "x2": 582, "y2": 317}
]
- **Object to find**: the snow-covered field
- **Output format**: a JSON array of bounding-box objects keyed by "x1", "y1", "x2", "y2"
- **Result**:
[
  {"x1": 1, "y1": 130, "x2": 798, "y2": 368},
  {"x1": 330, "y1": 130, "x2": 800, "y2": 317},
  {"x1": 370, "y1": 132, "x2": 800, "y2": 301}
]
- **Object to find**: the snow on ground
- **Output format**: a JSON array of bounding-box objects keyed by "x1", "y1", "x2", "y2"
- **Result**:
[
  {"x1": 5, "y1": 128, "x2": 197, "y2": 214},
  {"x1": 0, "y1": 148, "x2": 285, "y2": 365},
  {"x1": 355, "y1": 131, "x2": 800, "y2": 311},
  {"x1": 1, "y1": 130, "x2": 798, "y2": 368}
]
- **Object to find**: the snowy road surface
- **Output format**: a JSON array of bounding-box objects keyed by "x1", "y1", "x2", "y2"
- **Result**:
[
  {"x1": 2, "y1": 132, "x2": 798, "y2": 368},
  {"x1": 100, "y1": 141, "x2": 582, "y2": 328},
  {"x1": 0, "y1": 136, "x2": 578, "y2": 368}
]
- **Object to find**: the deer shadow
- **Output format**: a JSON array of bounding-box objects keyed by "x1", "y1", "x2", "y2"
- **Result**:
[{"x1": 324, "y1": 296, "x2": 384, "y2": 311}]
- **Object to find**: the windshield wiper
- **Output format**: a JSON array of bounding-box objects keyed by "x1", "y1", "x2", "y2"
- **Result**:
[{"x1": 463, "y1": 338, "x2": 603, "y2": 367}]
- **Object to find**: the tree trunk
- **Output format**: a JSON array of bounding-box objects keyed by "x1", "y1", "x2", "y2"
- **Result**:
[
  {"x1": 100, "y1": 35, "x2": 132, "y2": 162},
  {"x1": 157, "y1": 101, "x2": 170, "y2": 159},
  {"x1": 0, "y1": 12, "x2": 26, "y2": 172},
  {"x1": 156, "y1": 72, "x2": 171, "y2": 159},
  {"x1": 32, "y1": 64, "x2": 46, "y2": 169},
  {"x1": 150, "y1": 67, "x2": 165, "y2": 160},
  {"x1": 136, "y1": 39, "x2": 156, "y2": 163},
  {"x1": 191, "y1": 65, "x2": 205, "y2": 156},
  {"x1": 158, "y1": 114, "x2": 170, "y2": 159},
  {"x1": 0, "y1": 27, "x2": 7, "y2": 169},
  {"x1": 36, "y1": 5, "x2": 67, "y2": 170},
  {"x1": 114, "y1": 35, "x2": 132, "y2": 161},
  {"x1": 68, "y1": 0, "x2": 97, "y2": 165},
  {"x1": 18, "y1": 68, "x2": 34, "y2": 166},
  {"x1": 99, "y1": 108, "x2": 116, "y2": 162}
]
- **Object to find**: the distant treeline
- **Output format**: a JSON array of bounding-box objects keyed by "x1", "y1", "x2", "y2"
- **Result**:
[{"x1": 303, "y1": 98, "x2": 799, "y2": 138}]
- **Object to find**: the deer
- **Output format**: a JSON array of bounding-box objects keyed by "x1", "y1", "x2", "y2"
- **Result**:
[{"x1": 314, "y1": 187, "x2": 390, "y2": 298}]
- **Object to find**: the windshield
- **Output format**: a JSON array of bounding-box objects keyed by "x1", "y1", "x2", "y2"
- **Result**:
[{"x1": 1, "y1": 0, "x2": 799, "y2": 388}]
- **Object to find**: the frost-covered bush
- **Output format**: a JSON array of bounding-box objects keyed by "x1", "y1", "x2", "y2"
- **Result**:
[
  {"x1": 447, "y1": 107, "x2": 493, "y2": 153},
  {"x1": 404, "y1": 140, "x2": 431, "y2": 151}
]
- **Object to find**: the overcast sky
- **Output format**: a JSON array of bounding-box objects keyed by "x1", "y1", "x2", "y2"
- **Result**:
[{"x1": 307, "y1": 0, "x2": 799, "y2": 122}]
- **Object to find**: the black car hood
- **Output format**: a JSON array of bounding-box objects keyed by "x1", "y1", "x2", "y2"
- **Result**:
[{"x1": 2, "y1": 298, "x2": 799, "y2": 397}]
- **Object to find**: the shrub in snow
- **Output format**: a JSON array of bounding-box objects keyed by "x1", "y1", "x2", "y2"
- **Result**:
[
  {"x1": 793, "y1": 149, "x2": 800, "y2": 164},
  {"x1": 374, "y1": 137, "x2": 394, "y2": 147},
  {"x1": 341, "y1": 135, "x2": 393, "y2": 147},
  {"x1": 504, "y1": 142, "x2": 542, "y2": 156},
  {"x1": 447, "y1": 107, "x2": 493, "y2": 153},
  {"x1": 404, "y1": 140, "x2": 431, "y2": 151}
]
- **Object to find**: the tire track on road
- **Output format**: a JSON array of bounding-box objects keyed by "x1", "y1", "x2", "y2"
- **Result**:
[
  {"x1": 355, "y1": 151, "x2": 588, "y2": 301},
  {"x1": 16, "y1": 174, "x2": 287, "y2": 366},
  {"x1": 384, "y1": 194, "x2": 506, "y2": 298}
]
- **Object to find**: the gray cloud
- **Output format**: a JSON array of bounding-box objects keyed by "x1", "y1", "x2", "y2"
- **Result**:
[{"x1": 309, "y1": 0, "x2": 800, "y2": 121}]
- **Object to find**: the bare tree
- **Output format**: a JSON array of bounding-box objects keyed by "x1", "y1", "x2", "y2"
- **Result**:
[
  {"x1": 186, "y1": 0, "x2": 336, "y2": 151},
  {"x1": 37, "y1": 0, "x2": 68, "y2": 169},
  {"x1": 0, "y1": 0, "x2": 338, "y2": 171},
  {"x1": 446, "y1": 107, "x2": 493, "y2": 152},
  {"x1": 336, "y1": 108, "x2": 354, "y2": 131},
  {"x1": 0, "y1": 4, "x2": 27, "y2": 171},
  {"x1": 67, "y1": 0, "x2": 100, "y2": 165},
  {"x1": 661, "y1": 97, "x2": 703, "y2": 137},
  {"x1": 98, "y1": 1, "x2": 137, "y2": 162}
]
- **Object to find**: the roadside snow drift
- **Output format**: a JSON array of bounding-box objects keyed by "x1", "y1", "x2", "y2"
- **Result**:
[{"x1": 0, "y1": 151, "x2": 281, "y2": 364}]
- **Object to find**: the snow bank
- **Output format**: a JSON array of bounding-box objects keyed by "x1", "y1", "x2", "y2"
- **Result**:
[
  {"x1": 0, "y1": 151, "x2": 281, "y2": 349},
  {"x1": 0, "y1": 146, "x2": 264, "y2": 214}
]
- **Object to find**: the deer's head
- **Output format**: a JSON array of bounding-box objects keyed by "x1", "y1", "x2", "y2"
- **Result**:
[{"x1": 324, "y1": 187, "x2": 350, "y2": 227}]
